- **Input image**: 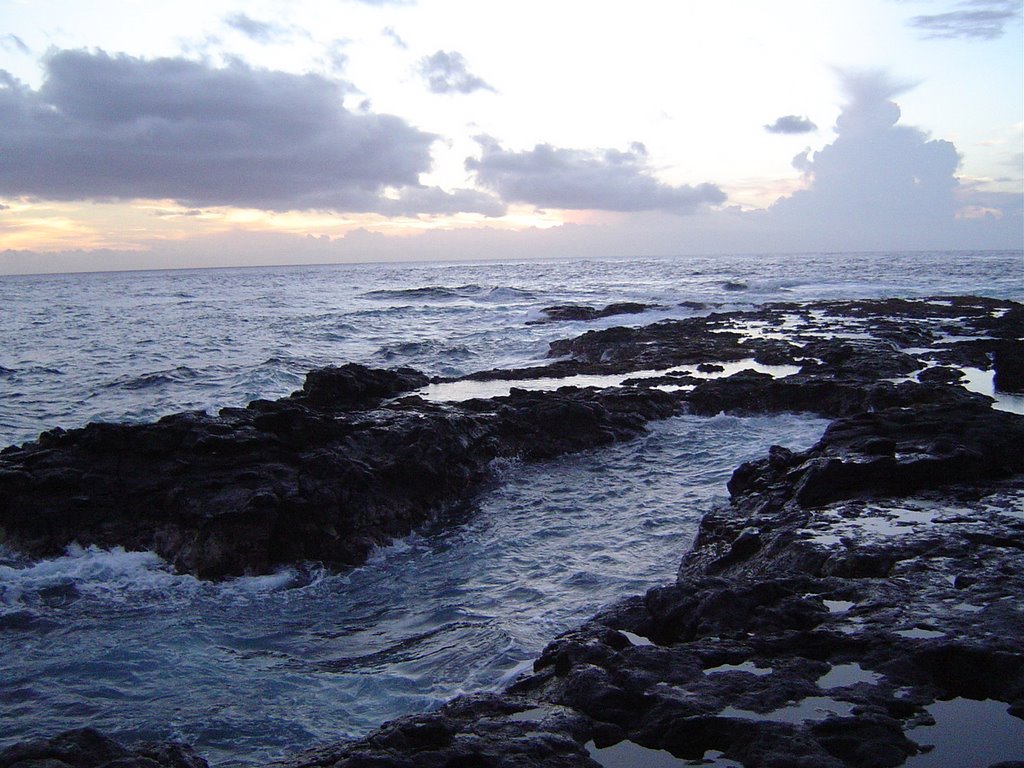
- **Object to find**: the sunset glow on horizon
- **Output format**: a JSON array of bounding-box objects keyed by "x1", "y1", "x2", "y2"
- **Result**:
[{"x1": 0, "y1": 0, "x2": 1020, "y2": 273}]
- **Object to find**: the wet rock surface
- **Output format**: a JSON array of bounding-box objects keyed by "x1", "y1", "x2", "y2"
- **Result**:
[
  {"x1": 0, "y1": 728, "x2": 209, "y2": 768},
  {"x1": 2, "y1": 295, "x2": 1023, "y2": 766},
  {"x1": 269, "y1": 295, "x2": 1024, "y2": 768},
  {"x1": 0, "y1": 366, "x2": 679, "y2": 579},
  {"x1": 528, "y1": 302, "x2": 660, "y2": 324},
  {"x1": 274, "y1": 453, "x2": 1024, "y2": 766}
]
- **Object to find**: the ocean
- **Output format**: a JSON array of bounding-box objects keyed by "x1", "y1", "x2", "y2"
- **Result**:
[{"x1": 0, "y1": 250, "x2": 1020, "y2": 765}]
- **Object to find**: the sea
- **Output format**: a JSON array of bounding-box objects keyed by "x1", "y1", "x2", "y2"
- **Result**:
[{"x1": 0, "y1": 250, "x2": 1020, "y2": 765}]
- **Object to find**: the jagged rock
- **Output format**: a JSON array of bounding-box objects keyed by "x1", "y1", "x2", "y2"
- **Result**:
[
  {"x1": 725, "y1": 401, "x2": 1024, "y2": 508},
  {"x1": 3, "y1": 295, "x2": 1023, "y2": 767},
  {"x1": 0, "y1": 368, "x2": 681, "y2": 578},
  {"x1": 0, "y1": 729, "x2": 208, "y2": 768},
  {"x1": 528, "y1": 302, "x2": 659, "y2": 324},
  {"x1": 299, "y1": 363, "x2": 428, "y2": 409},
  {"x1": 994, "y1": 339, "x2": 1024, "y2": 393}
]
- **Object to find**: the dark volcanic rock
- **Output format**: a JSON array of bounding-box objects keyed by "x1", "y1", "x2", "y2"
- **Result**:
[
  {"x1": 3, "y1": 295, "x2": 1024, "y2": 767},
  {"x1": 0, "y1": 728, "x2": 208, "y2": 768},
  {"x1": 0, "y1": 399, "x2": 492, "y2": 579},
  {"x1": 299, "y1": 363, "x2": 428, "y2": 409},
  {"x1": 0, "y1": 367, "x2": 681, "y2": 578},
  {"x1": 546, "y1": 315, "x2": 754, "y2": 371},
  {"x1": 475, "y1": 386, "x2": 681, "y2": 461},
  {"x1": 994, "y1": 339, "x2": 1024, "y2": 393},
  {"x1": 725, "y1": 400, "x2": 1024, "y2": 508},
  {"x1": 686, "y1": 371, "x2": 987, "y2": 419},
  {"x1": 529, "y1": 302, "x2": 659, "y2": 324}
]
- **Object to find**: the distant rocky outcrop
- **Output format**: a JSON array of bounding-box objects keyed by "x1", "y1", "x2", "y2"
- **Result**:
[{"x1": 528, "y1": 302, "x2": 659, "y2": 324}]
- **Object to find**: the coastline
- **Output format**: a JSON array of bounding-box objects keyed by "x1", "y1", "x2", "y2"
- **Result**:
[{"x1": 2, "y1": 294, "x2": 1022, "y2": 767}]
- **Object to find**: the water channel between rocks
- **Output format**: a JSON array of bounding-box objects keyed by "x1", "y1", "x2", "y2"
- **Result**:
[{"x1": 0, "y1": 412, "x2": 829, "y2": 767}]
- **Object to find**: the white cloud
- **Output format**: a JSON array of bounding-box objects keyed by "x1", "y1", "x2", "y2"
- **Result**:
[
  {"x1": 772, "y1": 71, "x2": 962, "y2": 229},
  {"x1": 467, "y1": 137, "x2": 727, "y2": 214}
]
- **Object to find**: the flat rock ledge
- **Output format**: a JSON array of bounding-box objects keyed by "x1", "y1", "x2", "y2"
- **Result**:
[{"x1": 2, "y1": 295, "x2": 1023, "y2": 767}]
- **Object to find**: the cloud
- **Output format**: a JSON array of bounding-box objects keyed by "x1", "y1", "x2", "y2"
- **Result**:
[
  {"x1": 224, "y1": 13, "x2": 290, "y2": 43},
  {"x1": 1, "y1": 35, "x2": 30, "y2": 55},
  {"x1": 382, "y1": 27, "x2": 409, "y2": 49},
  {"x1": 467, "y1": 138, "x2": 727, "y2": 214},
  {"x1": 419, "y1": 51, "x2": 495, "y2": 94},
  {"x1": 907, "y1": 0, "x2": 1023, "y2": 39},
  {"x1": 769, "y1": 70, "x2": 965, "y2": 237},
  {"x1": 323, "y1": 39, "x2": 350, "y2": 72},
  {"x1": 0, "y1": 49, "x2": 497, "y2": 216},
  {"x1": 764, "y1": 115, "x2": 817, "y2": 134},
  {"x1": 376, "y1": 186, "x2": 505, "y2": 217}
]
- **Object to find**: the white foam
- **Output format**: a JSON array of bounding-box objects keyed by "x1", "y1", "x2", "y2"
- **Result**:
[
  {"x1": 0, "y1": 543, "x2": 326, "y2": 613},
  {"x1": 0, "y1": 544, "x2": 191, "y2": 611}
]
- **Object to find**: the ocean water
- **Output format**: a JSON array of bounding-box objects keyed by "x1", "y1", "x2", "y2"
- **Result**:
[{"x1": 0, "y1": 250, "x2": 1021, "y2": 765}]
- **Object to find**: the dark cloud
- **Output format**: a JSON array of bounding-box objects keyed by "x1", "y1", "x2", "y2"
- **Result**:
[
  {"x1": 467, "y1": 138, "x2": 726, "y2": 214},
  {"x1": 772, "y1": 70, "x2": 962, "y2": 229},
  {"x1": 1, "y1": 35, "x2": 31, "y2": 55},
  {"x1": 0, "y1": 49, "x2": 496, "y2": 216},
  {"x1": 908, "y1": 0, "x2": 1022, "y2": 39},
  {"x1": 764, "y1": 115, "x2": 817, "y2": 134},
  {"x1": 419, "y1": 51, "x2": 495, "y2": 94},
  {"x1": 224, "y1": 13, "x2": 289, "y2": 43}
]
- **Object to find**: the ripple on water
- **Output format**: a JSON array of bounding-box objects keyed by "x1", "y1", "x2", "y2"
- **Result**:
[{"x1": 0, "y1": 412, "x2": 828, "y2": 765}]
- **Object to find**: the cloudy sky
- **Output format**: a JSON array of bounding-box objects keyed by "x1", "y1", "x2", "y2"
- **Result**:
[{"x1": 0, "y1": 0, "x2": 1021, "y2": 273}]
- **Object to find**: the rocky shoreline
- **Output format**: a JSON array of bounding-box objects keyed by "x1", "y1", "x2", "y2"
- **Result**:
[{"x1": 1, "y1": 295, "x2": 1022, "y2": 767}]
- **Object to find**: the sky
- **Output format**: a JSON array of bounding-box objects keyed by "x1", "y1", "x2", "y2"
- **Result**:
[{"x1": 0, "y1": 0, "x2": 1021, "y2": 274}]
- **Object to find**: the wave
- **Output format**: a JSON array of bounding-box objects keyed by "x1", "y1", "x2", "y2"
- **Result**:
[
  {"x1": 0, "y1": 544, "x2": 326, "y2": 615},
  {"x1": 107, "y1": 366, "x2": 201, "y2": 391},
  {"x1": 360, "y1": 285, "x2": 484, "y2": 300},
  {"x1": 374, "y1": 340, "x2": 475, "y2": 362},
  {"x1": 0, "y1": 544, "x2": 187, "y2": 613},
  {"x1": 360, "y1": 285, "x2": 535, "y2": 303}
]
